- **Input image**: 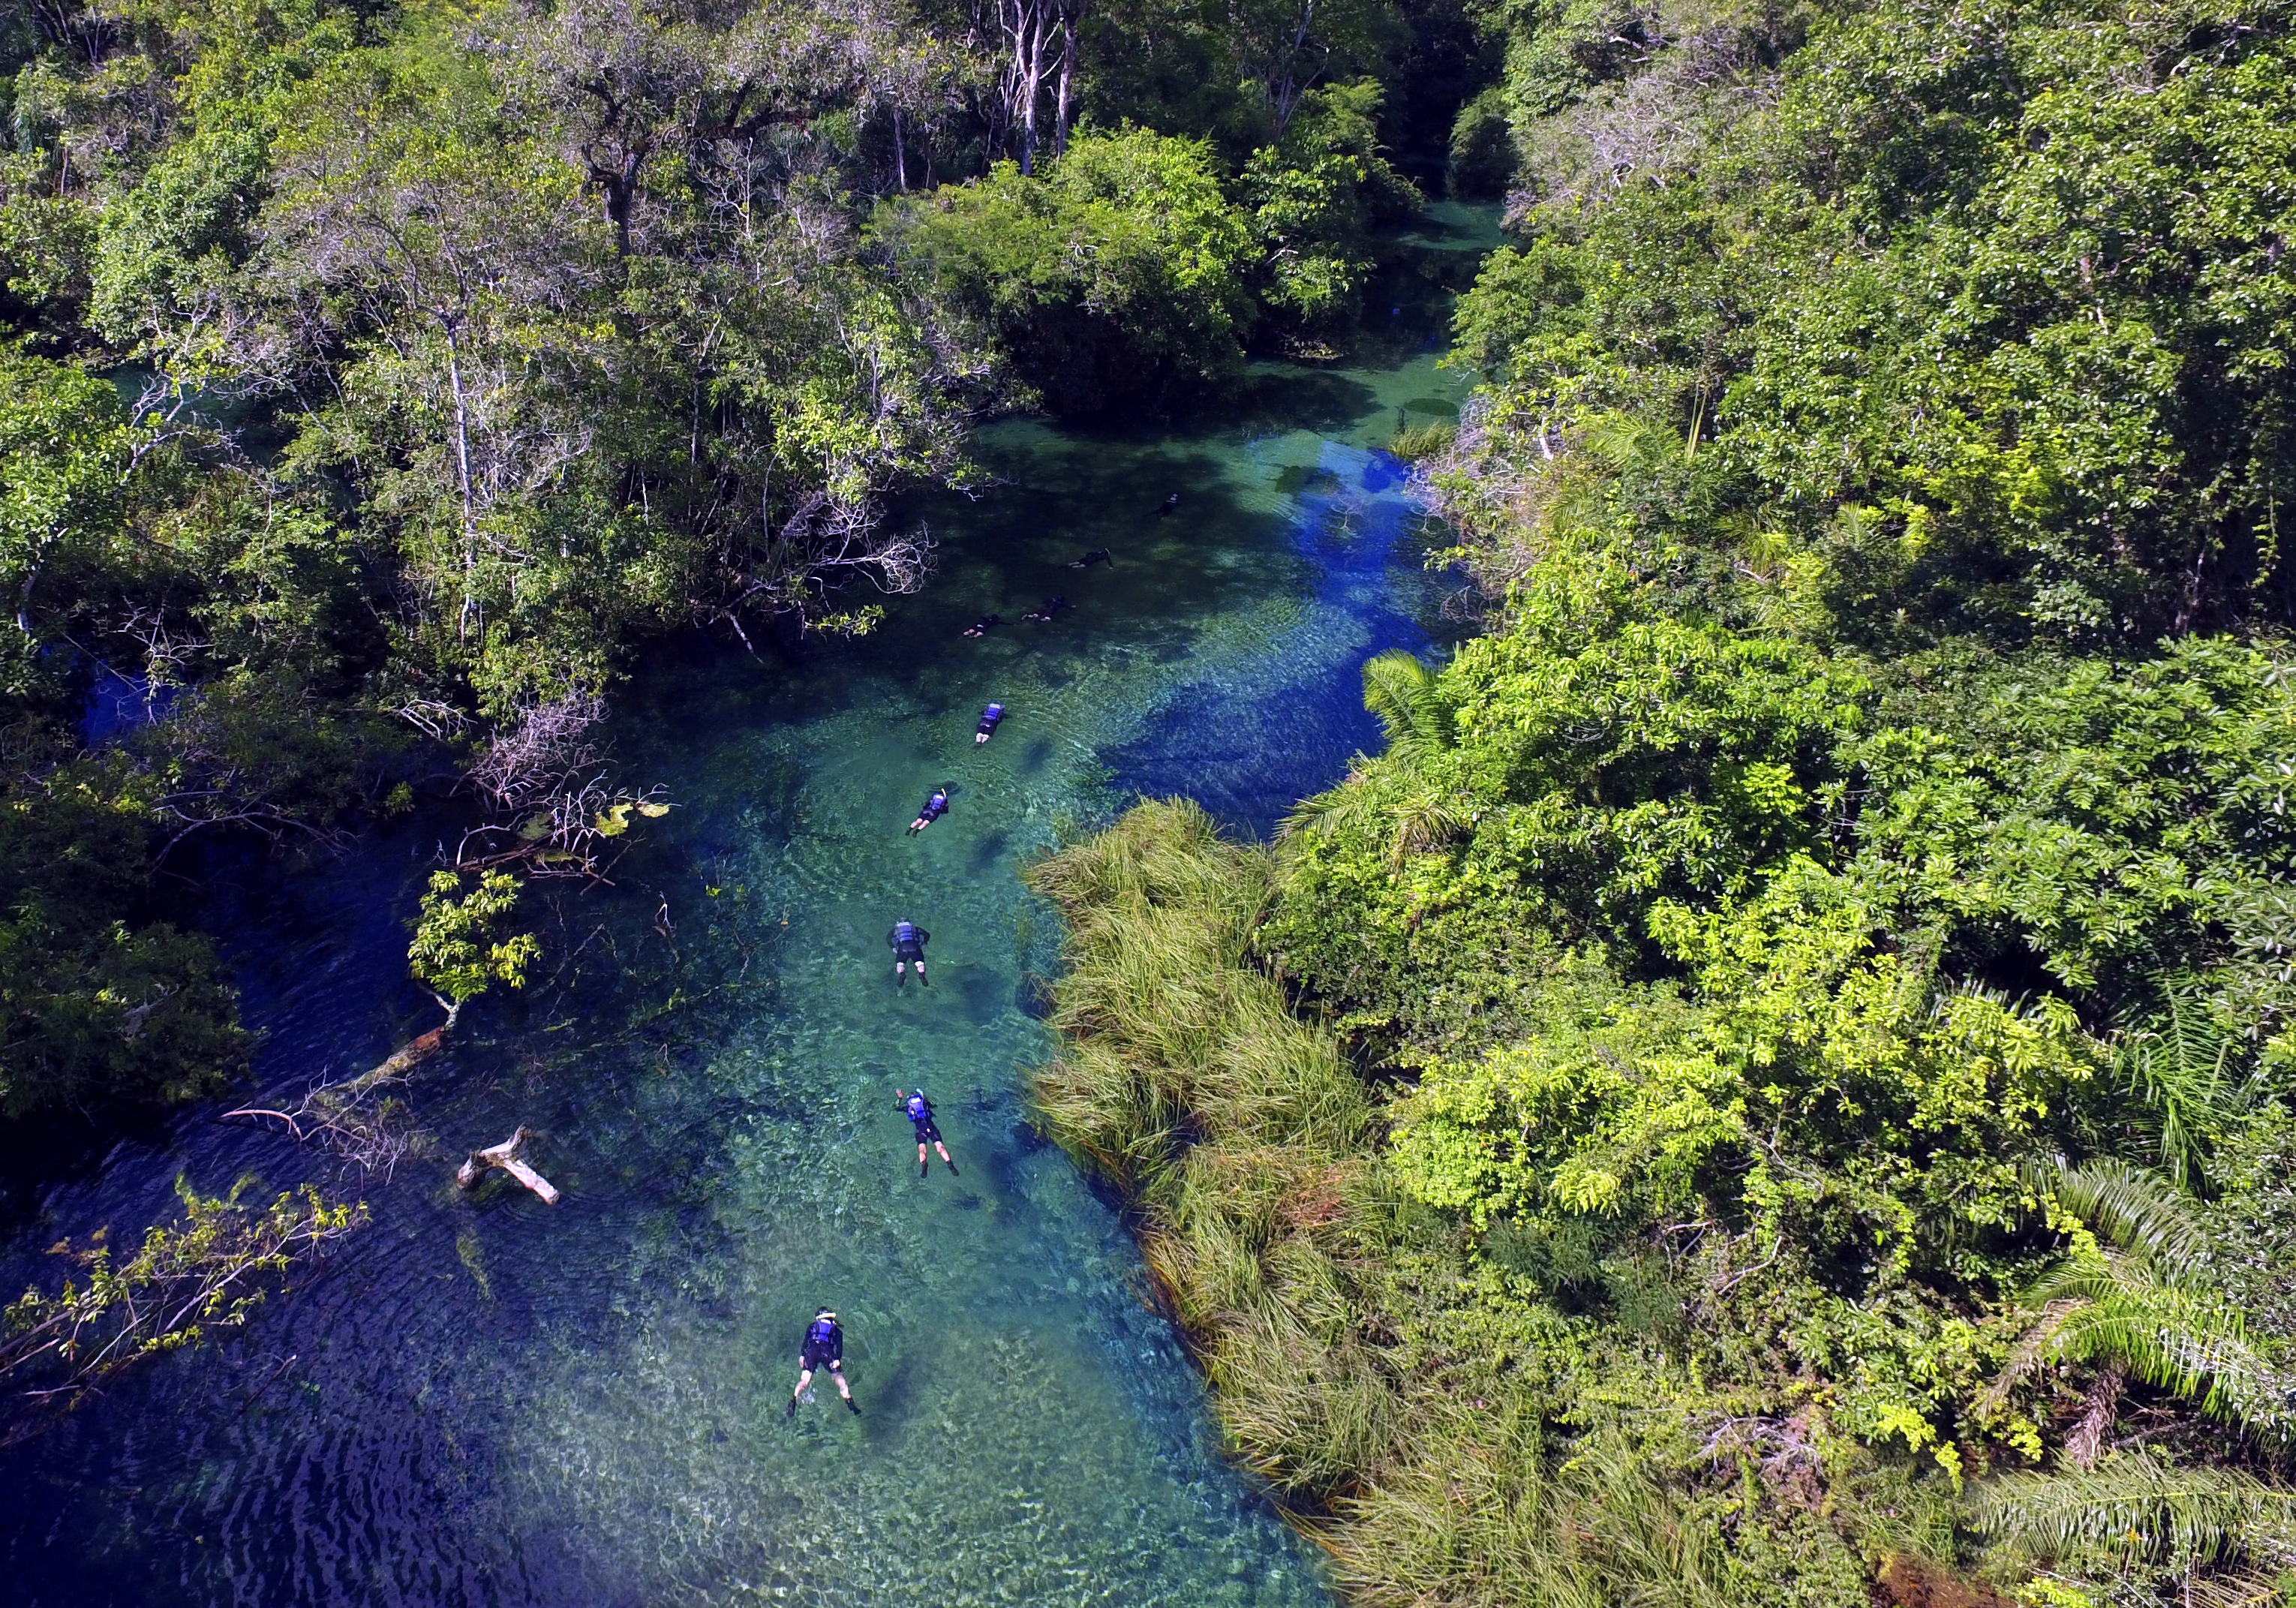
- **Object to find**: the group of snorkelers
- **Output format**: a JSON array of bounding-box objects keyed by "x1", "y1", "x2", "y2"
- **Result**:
[
  {"x1": 958, "y1": 491, "x2": 1176, "y2": 637},
  {"x1": 785, "y1": 1088, "x2": 956, "y2": 1418},
  {"x1": 792, "y1": 499, "x2": 1184, "y2": 1423},
  {"x1": 794, "y1": 699, "x2": 998, "y2": 1419}
]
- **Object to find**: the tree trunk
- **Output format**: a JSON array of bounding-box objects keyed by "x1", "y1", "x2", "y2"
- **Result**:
[
  {"x1": 1004, "y1": 0, "x2": 1053, "y2": 174},
  {"x1": 443, "y1": 329, "x2": 479, "y2": 644},
  {"x1": 1053, "y1": 5, "x2": 1078, "y2": 157}
]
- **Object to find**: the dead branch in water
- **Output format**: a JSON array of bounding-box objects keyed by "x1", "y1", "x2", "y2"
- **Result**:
[
  {"x1": 456, "y1": 1126, "x2": 560, "y2": 1204},
  {"x1": 453, "y1": 696, "x2": 671, "y2": 879},
  {"x1": 222, "y1": 1002, "x2": 463, "y2": 1177}
]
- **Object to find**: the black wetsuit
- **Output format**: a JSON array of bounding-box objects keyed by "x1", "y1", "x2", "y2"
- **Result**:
[
  {"x1": 1068, "y1": 549, "x2": 1112, "y2": 569},
  {"x1": 801, "y1": 1315, "x2": 843, "y2": 1372},
  {"x1": 905, "y1": 1091, "x2": 943, "y2": 1146},
  {"x1": 915, "y1": 789, "x2": 948, "y2": 825},
  {"x1": 889, "y1": 922, "x2": 930, "y2": 963},
  {"x1": 963, "y1": 615, "x2": 1000, "y2": 636},
  {"x1": 976, "y1": 704, "x2": 1005, "y2": 738}
]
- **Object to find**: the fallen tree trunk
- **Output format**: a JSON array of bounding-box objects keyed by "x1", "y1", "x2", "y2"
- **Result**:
[
  {"x1": 456, "y1": 1126, "x2": 560, "y2": 1204},
  {"x1": 222, "y1": 1001, "x2": 458, "y2": 1177}
]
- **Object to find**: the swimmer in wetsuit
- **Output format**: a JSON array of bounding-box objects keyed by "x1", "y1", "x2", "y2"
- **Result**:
[
  {"x1": 897, "y1": 1087, "x2": 958, "y2": 1177},
  {"x1": 1020, "y1": 595, "x2": 1068, "y2": 622},
  {"x1": 888, "y1": 918, "x2": 930, "y2": 983},
  {"x1": 961, "y1": 614, "x2": 1000, "y2": 637},
  {"x1": 975, "y1": 702, "x2": 1005, "y2": 744},
  {"x1": 1067, "y1": 549, "x2": 1113, "y2": 570},
  {"x1": 786, "y1": 1309, "x2": 857, "y2": 1417},
  {"x1": 907, "y1": 786, "x2": 950, "y2": 834},
  {"x1": 1157, "y1": 492, "x2": 1180, "y2": 516}
]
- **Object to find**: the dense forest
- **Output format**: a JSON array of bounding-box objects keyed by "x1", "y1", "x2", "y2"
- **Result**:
[
  {"x1": 1029, "y1": 0, "x2": 2296, "y2": 1603},
  {"x1": 4, "y1": 0, "x2": 2294, "y2": 1595}
]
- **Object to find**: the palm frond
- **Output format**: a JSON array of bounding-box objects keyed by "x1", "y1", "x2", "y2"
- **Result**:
[
  {"x1": 1279, "y1": 782, "x2": 1380, "y2": 845},
  {"x1": 1997, "y1": 1157, "x2": 2296, "y2": 1444},
  {"x1": 1973, "y1": 1454, "x2": 2296, "y2": 1570},
  {"x1": 2033, "y1": 1156, "x2": 2206, "y2": 1282},
  {"x1": 2115, "y1": 989, "x2": 2250, "y2": 1192},
  {"x1": 2047, "y1": 1286, "x2": 2264, "y2": 1426},
  {"x1": 1388, "y1": 787, "x2": 1465, "y2": 867},
  {"x1": 1360, "y1": 650, "x2": 1453, "y2": 761}
]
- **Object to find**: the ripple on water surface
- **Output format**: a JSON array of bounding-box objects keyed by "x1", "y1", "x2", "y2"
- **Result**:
[{"x1": 0, "y1": 209, "x2": 1491, "y2": 1608}]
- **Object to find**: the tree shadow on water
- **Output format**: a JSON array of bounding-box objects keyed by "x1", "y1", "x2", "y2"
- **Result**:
[{"x1": 1212, "y1": 368, "x2": 1383, "y2": 439}]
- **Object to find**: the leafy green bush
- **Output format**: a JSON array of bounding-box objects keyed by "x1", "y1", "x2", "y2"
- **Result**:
[{"x1": 876, "y1": 127, "x2": 1256, "y2": 410}]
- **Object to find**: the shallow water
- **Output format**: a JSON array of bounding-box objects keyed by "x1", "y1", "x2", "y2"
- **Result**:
[{"x1": 0, "y1": 206, "x2": 1493, "y2": 1608}]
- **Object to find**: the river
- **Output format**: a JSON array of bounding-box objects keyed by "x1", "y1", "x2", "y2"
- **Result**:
[{"x1": 0, "y1": 203, "x2": 1498, "y2": 1608}]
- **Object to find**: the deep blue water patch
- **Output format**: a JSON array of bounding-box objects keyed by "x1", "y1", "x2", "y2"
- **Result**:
[{"x1": 1105, "y1": 434, "x2": 1462, "y2": 837}]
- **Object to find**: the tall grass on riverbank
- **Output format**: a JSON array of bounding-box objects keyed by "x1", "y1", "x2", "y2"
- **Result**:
[
  {"x1": 1026, "y1": 801, "x2": 1931, "y2": 1607},
  {"x1": 1028, "y1": 801, "x2": 1391, "y2": 1497},
  {"x1": 1026, "y1": 803, "x2": 1533, "y2": 1587}
]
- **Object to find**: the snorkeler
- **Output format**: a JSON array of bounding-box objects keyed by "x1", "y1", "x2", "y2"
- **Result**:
[
  {"x1": 907, "y1": 786, "x2": 950, "y2": 834},
  {"x1": 786, "y1": 1309, "x2": 857, "y2": 1417},
  {"x1": 1157, "y1": 492, "x2": 1180, "y2": 516},
  {"x1": 1067, "y1": 549, "x2": 1113, "y2": 570},
  {"x1": 888, "y1": 918, "x2": 930, "y2": 983},
  {"x1": 975, "y1": 702, "x2": 1005, "y2": 744},
  {"x1": 1020, "y1": 595, "x2": 1068, "y2": 622},
  {"x1": 961, "y1": 614, "x2": 1001, "y2": 637},
  {"x1": 897, "y1": 1087, "x2": 958, "y2": 1177}
]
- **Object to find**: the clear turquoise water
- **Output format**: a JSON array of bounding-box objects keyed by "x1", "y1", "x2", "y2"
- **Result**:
[{"x1": 0, "y1": 206, "x2": 1493, "y2": 1607}]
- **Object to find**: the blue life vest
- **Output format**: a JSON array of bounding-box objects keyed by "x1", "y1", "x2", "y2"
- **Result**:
[
  {"x1": 809, "y1": 1317, "x2": 838, "y2": 1348},
  {"x1": 983, "y1": 704, "x2": 1003, "y2": 721},
  {"x1": 907, "y1": 1093, "x2": 929, "y2": 1123},
  {"x1": 894, "y1": 920, "x2": 918, "y2": 945}
]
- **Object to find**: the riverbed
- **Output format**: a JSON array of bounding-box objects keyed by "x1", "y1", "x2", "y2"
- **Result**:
[{"x1": 0, "y1": 204, "x2": 1496, "y2": 1608}]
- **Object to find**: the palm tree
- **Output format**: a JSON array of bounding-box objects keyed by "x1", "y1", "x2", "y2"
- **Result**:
[
  {"x1": 1360, "y1": 650, "x2": 1453, "y2": 765},
  {"x1": 2001, "y1": 1158, "x2": 2288, "y2": 1456},
  {"x1": 1973, "y1": 1454, "x2": 2296, "y2": 1585},
  {"x1": 1282, "y1": 654, "x2": 1468, "y2": 867},
  {"x1": 1971, "y1": 1154, "x2": 2296, "y2": 1592}
]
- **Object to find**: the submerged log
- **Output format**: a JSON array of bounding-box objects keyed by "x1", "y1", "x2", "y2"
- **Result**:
[
  {"x1": 223, "y1": 1001, "x2": 459, "y2": 1178},
  {"x1": 455, "y1": 1126, "x2": 560, "y2": 1204}
]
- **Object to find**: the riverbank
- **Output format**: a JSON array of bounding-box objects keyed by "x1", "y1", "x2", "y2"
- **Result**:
[{"x1": 1026, "y1": 801, "x2": 1914, "y2": 1608}]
